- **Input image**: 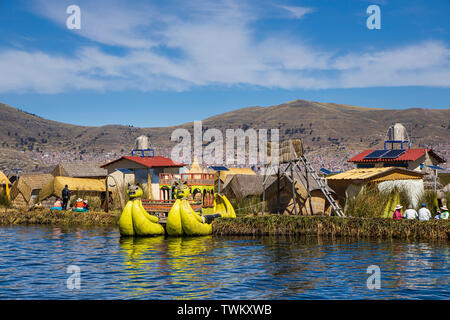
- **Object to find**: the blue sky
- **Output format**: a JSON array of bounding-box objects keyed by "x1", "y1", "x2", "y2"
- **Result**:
[{"x1": 0, "y1": 0, "x2": 449, "y2": 127}]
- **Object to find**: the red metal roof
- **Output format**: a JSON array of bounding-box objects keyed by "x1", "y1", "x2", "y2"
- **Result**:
[
  {"x1": 348, "y1": 148, "x2": 439, "y2": 163},
  {"x1": 101, "y1": 156, "x2": 185, "y2": 168}
]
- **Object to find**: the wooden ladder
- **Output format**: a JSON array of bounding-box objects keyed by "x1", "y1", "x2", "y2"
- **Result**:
[{"x1": 299, "y1": 155, "x2": 346, "y2": 217}]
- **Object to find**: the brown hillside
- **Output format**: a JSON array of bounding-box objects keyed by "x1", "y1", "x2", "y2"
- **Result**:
[{"x1": 0, "y1": 100, "x2": 448, "y2": 172}]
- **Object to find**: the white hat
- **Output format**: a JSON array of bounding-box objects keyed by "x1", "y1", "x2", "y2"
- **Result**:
[
  {"x1": 395, "y1": 204, "x2": 403, "y2": 210},
  {"x1": 441, "y1": 205, "x2": 448, "y2": 211},
  {"x1": 83, "y1": 200, "x2": 88, "y2": 203},
  {"x1": 77, "y1": 198, "x2": 83, "y2": 202}
]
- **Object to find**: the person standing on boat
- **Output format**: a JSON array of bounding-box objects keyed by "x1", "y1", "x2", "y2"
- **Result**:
[
  {"x1": 62, "y1": 185, "x2": 70, "y2": 211},
  {"x1": 418, "y1": 203, "x2": 432, "y2": 221},
  {"x1": 393, "y1": 205, "x2": 403, "y2": 220},
  {"x1": 440, "y1": 206, "x2": 449, "y2": 220},
  {"x1": 403, "y1": 204, "x2": 418, "y2": 220}
]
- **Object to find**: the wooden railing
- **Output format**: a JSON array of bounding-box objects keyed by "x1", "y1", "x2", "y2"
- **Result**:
[
  {"x1": 159, "y1": 173, "x2": 215, "y2": 186},
  {"x1": 141, "y1": 199, "x2": 202, "y2": 213}
]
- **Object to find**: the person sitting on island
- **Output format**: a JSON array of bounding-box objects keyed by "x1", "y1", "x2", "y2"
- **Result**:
[
  {"x1": 83, "y1": 200, "x2": 89, "y2": 212},
  {"x1": 403, "y1": 204, "x2": 418, "y2": 220},
  {"x1": 74, "y1": 198, "x2": 86, "y2": 212},
  {"x1": 418, "y1": 203, "x2": 432, "y2": 221},
  {"x1": 440, "y1": 205, "x2": 449, "y2": 220},
  {"x1": 393, "y1": 205, "x2": 403, "y2": 220},
  {"x1": 50, "y1": 198, "x2": 63, "y2": 211}
]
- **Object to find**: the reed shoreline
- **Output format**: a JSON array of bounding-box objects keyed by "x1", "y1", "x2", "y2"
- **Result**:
[
  {"x1": 213, "y1": 215, "x2": 450, "y2": 240},
  {"x1": 0, "y1": 208, "x2": 121, "y2": 226},
  {"x1": 1, "y1": 209, "x2": 449, "y2": 240}
]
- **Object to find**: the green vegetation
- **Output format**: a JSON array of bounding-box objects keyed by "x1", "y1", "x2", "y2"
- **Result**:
[
  {"x1": 213, "y1": 215, "x2": 449, "y2": 240},
  {"x1": 229, "y1": 196, "x2": 265, "y2": 216},
  {"x1": 0, "y1": 193, "x2": 11, "y2": 208},
  {"x1": 0, "y1": 208, "x2": 121, "y2": 226},
  {"x1": 417, "y1": 190, "x2": 440, "y2": 213},
  {"x1": 344, "y1": 186, "x2": 412, "y2": 218},
  {"x1": 344, "y1": 186, "x2": 447, "y2": 218}
]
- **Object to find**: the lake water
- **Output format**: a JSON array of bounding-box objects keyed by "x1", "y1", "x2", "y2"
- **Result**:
[{"x1": 0, "y1": 225, "x2": 448, "y2": 299}]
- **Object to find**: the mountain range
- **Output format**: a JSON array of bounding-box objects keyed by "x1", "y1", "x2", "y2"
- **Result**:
[{"x1": 0, "y1": 99, "x2": 449, "y2": 173}]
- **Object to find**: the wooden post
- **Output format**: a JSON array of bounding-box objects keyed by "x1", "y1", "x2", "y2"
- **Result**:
[
  {"x1": 147, "y1": 168, "x2": 153, "y2": 200},
  {"x1": 277, "y1": 166, "x2": 280, "y2": 214},
  {"x1": 262, "y1": 180, "x2": 265, "y2": 216},
  {"x1": 218, "y1": 172, "x2": 221, "y2": 194},
  {"x1": 105, "y1": 176, "x2": 109, "y2": 212},
  {"x1": 434, "y1": 169, "x2": 437, "y2": 193},
  {"x1": 122, "y1": 173, "x2": 126, "y2": 209},
  {"x1": 291, "y1": 163, "x2": 297, "y2": 215},
  {"x1": 305, "y1": 164, "x2": 313, "y2": 216}
]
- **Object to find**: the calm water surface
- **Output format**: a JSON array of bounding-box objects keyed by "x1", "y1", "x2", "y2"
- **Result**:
[{"x1": 0, "y1": 225, "x2": 448, "y2": 299}]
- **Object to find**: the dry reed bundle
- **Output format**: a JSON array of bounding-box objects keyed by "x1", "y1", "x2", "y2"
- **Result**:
[
  {"x1": 212, "y1": 215, "x2": 449, "y2": 240},
  {"x1": 267, "y1": 138, "x2": 303, "y2": 164}
]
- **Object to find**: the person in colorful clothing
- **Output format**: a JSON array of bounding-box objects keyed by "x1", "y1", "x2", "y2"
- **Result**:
[
  {"x1": 50, "y1": 198, "x2": 63, "y2": 211},
  {"x1": 393, "y1": 204, "x2": 403, "y2": 220},
  {"x1": 83, "y1": 200, "x2": 89, "y2": 212},
  {"x1": 440, "y1": 205, "x2": 449, "y2": 220},
  {"x1": 74, "y1": 198, "x2": 87, "y2": 212}
]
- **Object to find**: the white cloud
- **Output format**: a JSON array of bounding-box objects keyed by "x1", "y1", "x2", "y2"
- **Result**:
[
  {"x1": 278, "y1": 5, "x2": 315, "y2": 20},
  {"x1": 0, "y1": 0, "x2": 448, "y2": 93},
  {"x1": 33, "y1": 0, "x2": 164, "y2": 48},
  {"x1": 334, "y1": 42, "x2": 450, "y2": 88},
  {"x1": 0, "y1": 50, "x2": 105, "y2": 93}
]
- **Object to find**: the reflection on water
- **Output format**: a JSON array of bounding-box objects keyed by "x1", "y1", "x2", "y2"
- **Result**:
[
  {"x1": 119, "y1": 236, "x2": 220, "y2": 299},
  {"x1": 0, "y1": 225, "x2": 448, "y2": 299}
]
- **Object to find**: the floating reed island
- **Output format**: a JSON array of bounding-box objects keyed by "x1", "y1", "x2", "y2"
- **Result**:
[
  {"x1": 212, "y1": 215, "x2": 450, "y2": 240},
  {"x1": 0, "y1": 208, "x2": 121, "y2": 226},
  {"x1": 2, "y1": 209, "x2": 449, "y2": 240}
]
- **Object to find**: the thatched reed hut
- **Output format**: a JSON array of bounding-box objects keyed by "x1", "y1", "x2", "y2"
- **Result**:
[
  {"x1": 52, "y1": 163, "x2": 107, "y2": 179},
  {"x1": 264, "y1": 170, "x2": 335, "y2": 216},
  {"x1": 214, "y1": 168, "x2": 256, "y2": 186},
  {"x1": 222, "y1": 174, "x2": 275, "y2": 200},
  {"x1": 10, "y1": 173, "x2": 53, "y2": 208},
  {"x1": 39, "y1": 176, "x2": 107, "y2": 209}
]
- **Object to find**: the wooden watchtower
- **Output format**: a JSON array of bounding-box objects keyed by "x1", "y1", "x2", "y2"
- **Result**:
[{"x1": 261, "y1": 139, "x2": 345, "y2": 217}]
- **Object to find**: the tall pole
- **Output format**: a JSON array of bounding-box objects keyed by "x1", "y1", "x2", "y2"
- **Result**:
[
  {"x1": 262, "y1": 181, "x2": 265, "y2": 216},
  {"x1": 218, "y1": 172, "x2": 221, "y2": 194},
  {"x1": 291, "y1": 163, "x2": 297, "y2": 215},
  {"x1": 105, "y1": 176, "x2": 109, "y2": 213},
  {"x1": 434, "y1": 169, "x2": 437, "y2": 193},
  {"x1": 123, "y1": 173, "x2": 126, "y2": 207},
  {"x1": 277, "y1": 166, "x2": 280, "y2": 214},
  {"x1": 261, "y1": 164, "x2": 266, "y2": 216}
]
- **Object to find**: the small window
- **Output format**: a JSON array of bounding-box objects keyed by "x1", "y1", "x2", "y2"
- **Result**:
[
  {"x1": 357, "y1": 163, "x2": 375, "y2": 168},
  {"x1": 383, "y1": 163, "x2": 407, "y2": 168}
]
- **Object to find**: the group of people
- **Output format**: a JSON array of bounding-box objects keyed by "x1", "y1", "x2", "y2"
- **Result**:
[
  {"x1": 392, "y1": 203, "x2": 449, "y2": 221},
  {"x1": 50, "y1": 185, "x2": 89, "y2": 212}
]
